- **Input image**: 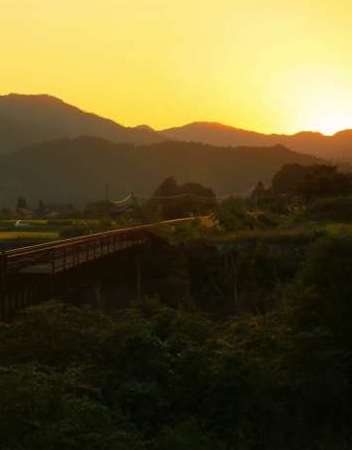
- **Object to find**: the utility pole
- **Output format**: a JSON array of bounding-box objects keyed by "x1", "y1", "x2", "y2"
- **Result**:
[{"x1": 105, "y1": 183, "x2": 110, "y2": 219}]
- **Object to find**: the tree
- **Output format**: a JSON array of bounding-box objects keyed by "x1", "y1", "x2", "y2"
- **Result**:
[
  {"x1": 292, "y1": 235, "x2": 352, "y2": 338},
  {"x1": 36, "y1": 199, "x2": 46, "y2": 216},
  {"x1": 251, "y1": 181, "x2": 267, "y2": 201},
  {"x1": 16, "y1": 195, "x2": 28, "y2": 210},
  {"x1": 216, "y1": 197, "x2": 252, "y2": 231},
  {"x1": 153, "y1": 177, "x2": 179, "y2": 198},
  {"x1": 149, "y1": 178, "x2": 216, "y2": 219},
  {"x1": 272, "y1": 164, "x2": 352, "y2": 199}
]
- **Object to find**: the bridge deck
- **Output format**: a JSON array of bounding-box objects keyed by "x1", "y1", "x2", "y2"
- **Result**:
[{"x1": 1, "y1": 217, "x2": 200, "y2": 277}]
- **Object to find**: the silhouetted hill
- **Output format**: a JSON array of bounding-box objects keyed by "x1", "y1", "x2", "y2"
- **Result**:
[
  {"x1": 2, "y1": 94, "x2": 352, "y2": 161},
  {"x1": 0, "y1": 137, "x2": 321, "y2": 207},
  {"x1": 0, "y1": 94, "x2": 162, "y2": 153},
  {"x1": 162, "y1": 122, "x2": 352, "y2": 161}
]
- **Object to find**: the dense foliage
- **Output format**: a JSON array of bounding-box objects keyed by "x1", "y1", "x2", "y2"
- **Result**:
[
  {"x1": 3, "y1": 163, "x2": 352, "y2": 449},
  {"x1": 0, "y1": 137, "x2": 318, "y2": 208},
  {"x1": 148, "y1": 177, "x2": 216, "y2": 219},
  {"x1": 305, "y1": 196, "x2": 352, "y2": 222},
  {"x1": 1, "y1": 233, "x2": 352, "y2": 449},
  {"x1": 272, "y1": 164, "x2": 352, "y2": 199}
]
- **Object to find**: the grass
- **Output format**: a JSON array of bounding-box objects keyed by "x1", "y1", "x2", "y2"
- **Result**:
[
  {"x1": 324, "y1": 223, "x2": 352, "y2": 236},
  {"x1": 210, "y1": 227, "x2": 322, "y2": 244},
  {"x1": 1, "y1": 217, "x2": 352, "y2": 250},
  {"x1": 0, "y1": 217, "x2": 136, "y2": 246},
  {"x1": 208, "y1": 219, "x2": 352, "y2": 247},
  {"x1": 0, "y1": 231, "x2": 59, "y2": 241}
]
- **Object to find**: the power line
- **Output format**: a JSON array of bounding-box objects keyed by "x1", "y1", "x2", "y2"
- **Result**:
[{"x1": 111, "y1": 192, "x2": 245, "y2": 204}]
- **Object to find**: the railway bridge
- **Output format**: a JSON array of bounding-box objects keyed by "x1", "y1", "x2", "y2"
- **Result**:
[{"x1": 0, "y1": 217, "x2": 199, "y2": 321}]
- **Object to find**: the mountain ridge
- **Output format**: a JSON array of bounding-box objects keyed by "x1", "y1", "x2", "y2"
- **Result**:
[
  {"x1": 162, "y1": 120, "x2": 341, "y2": 139},
  {"x1": 0, "y1": 93, "x2": 163, "y2": 154},
  {"x1": 2, "y1": 94, "x2": 352, "y2": 161},
  {"x1": 160, "y1": 121, "x2": 352, "y2": 160},
  {"x1": 0, "y1": 135, "x2": 321, "y2": 207}
]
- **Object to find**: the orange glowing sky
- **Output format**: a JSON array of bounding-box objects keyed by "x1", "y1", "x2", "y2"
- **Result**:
[{"x1": 1, "y1": 0, "x2": 352, "y2": 135}]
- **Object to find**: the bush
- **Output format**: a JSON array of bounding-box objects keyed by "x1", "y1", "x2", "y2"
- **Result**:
[
  {"x1": 307, "y1": 196, "x2": 352, "y2": 222},
  {"x1": 291, "y1": 235, "x2": 352, "y2": 339},
  {"x1": 216, "y1": 197, "x2": 253, "y2": 231},
  {"x1": 1, "y1": 252, "x2": 352, "y2": 450},
  {"x1": 60, "y1": 224, "x2": 88, "y2": 238}
]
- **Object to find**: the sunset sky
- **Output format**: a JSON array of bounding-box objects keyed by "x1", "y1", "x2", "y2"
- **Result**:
[{"x1": 1, "y1": 0, "x2": 352, "y2": 134}]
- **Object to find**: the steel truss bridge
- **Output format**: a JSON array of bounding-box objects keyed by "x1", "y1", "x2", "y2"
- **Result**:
[{"x1": 0, "y1": 217, "x2": 200, "y2": 321}]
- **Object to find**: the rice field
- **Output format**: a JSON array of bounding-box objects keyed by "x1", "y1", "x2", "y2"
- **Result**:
[
  {"x1": 0, "y1": 231, "x2": 59, "y2": 241},
  {"x1": 324, "y1": 223, "x2": 352, "y2": 236},
  {"x1": 0, "y1": 218, "x2": 117, "y2": 250},
  {"x1": 0, "y1": 220, "x2": 65, "y2": 249}
]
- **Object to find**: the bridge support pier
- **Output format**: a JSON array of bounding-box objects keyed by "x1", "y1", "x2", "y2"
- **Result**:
[
  {"x1": 94, "y1": 280, "x2": 104, "y2": 309},
  {"x1": 136, "y1": 254, "x2": 142, "y2": 303}
]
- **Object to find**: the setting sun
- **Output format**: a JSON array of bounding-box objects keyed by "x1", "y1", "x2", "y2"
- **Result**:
[
  {"x1": 1, "y1": 3, "x2": 352, "y2": 448},
  {"x1": 310, "y1": 113, "x2": 352, "y2": 135},
  {"x1": 2, "y1": 0, "x2": 352, "y2": 134}
]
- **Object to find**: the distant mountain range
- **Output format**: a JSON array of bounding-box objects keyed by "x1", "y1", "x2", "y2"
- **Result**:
[
  {"x1": 0, "y1": 94, "x2": 162, "y2": 153},
  {"x1": 0, "y1": 93, "x2": 346, "y2": 206},
  {"x1": 1, "y1": 94, "x2": 352, "y2": 161},
  {"x1": 161, "y1": 122, "x2": 352, "y2": 161},
  {"x1": 0, "y1": 136, "x2": 320, "y2": 207}
]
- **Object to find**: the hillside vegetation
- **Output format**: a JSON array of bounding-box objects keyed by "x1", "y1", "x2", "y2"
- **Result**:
[
  {"x1": 162, "y1": 121, "x2": 352, "y2": 161},
  {"x1": 2, "y1": 165, "x2": 352, "y2": 449},
  {"x1": 1, "y1": 230, "x2": 352, "y2": 449},
  {"x1": 0, "y1": 94, "x2": 162, "y2": 153},
  {"x1": 0, "y1": 137, "x2": 319, "y2": 206}
]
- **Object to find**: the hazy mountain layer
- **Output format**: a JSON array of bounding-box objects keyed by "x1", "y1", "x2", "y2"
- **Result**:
[
  {"x1": 1, "y1": 94, "x2": 352, "y2": 161},
  {"x1": 162, "y1": 122, "x2": 352, "y2": 161},
  {"x1": 0, "y1": 94, "x2": 162, "y2": 153},
  {"x1": 0, "y1": 137, "x2": 320, "y2": 207}
]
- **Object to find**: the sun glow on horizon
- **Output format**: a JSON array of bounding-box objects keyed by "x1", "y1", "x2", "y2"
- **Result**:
[
  {"x1": 277, "y1": 66, "x2": 352, "y2": 136},
  {"x1": 304, "y1": 104, "x2": 352, "y2": 136},
  {"x1": 310, "y1": 114, "x2": 352, "y2": 136},
  {"x1": 2, "y1": 0, "x2": 352, "y2": 135}
]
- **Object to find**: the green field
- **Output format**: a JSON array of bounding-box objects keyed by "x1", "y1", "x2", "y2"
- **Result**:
[
  {"x1": 0, "y1": 218, "x2": 122, "y2": 247},
  {"x1": 0, "y1": 231, "x2": 59, "y2": 241}
]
